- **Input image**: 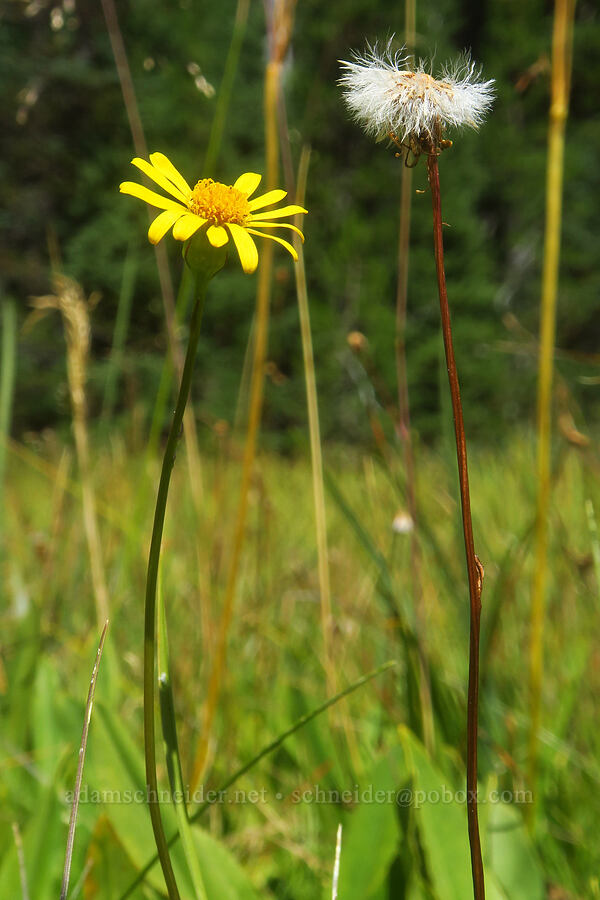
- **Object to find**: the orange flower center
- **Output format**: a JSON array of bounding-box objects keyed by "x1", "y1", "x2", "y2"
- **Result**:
[
  {"x1": 396, "y1": 71, "x2": 454, "y2": 100},
  {"x1": 189, "y1": 179, "x2": 250, "y2": 226}
]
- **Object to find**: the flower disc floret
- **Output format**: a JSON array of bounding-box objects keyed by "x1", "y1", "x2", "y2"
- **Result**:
[
  {"x1": 119, "y1": 152, "x2": 307, "y2": 274},
  {"x1": 190, "y1": 179, "x2": 251, "y2": 227}
]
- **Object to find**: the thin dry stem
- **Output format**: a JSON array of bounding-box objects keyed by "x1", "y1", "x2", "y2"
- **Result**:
[
  {"x1": 331, "y1": 824, "x2": 343, "y2": 900},
  {"x1": 276, "y1": 105, "x2": 357, "y2": 761},
  {"x1": 60, "y1": 620, "x2": 109, "y2": 900},
  {"x1": 11, "y1": 823, "x2": 29, "y2": 900},
  {"x1": 292, "y1": 146, "x2": 337, "y2": 699},
  {"x1": 191, "y1": 52, "x2": 284, "y2": 789},
  {"x1": 100, "y1": 0, "x2": 205, "y2": 511},
  {"x1": 194, "y1": 2, "x2": 299, "y2": 784},
  {"x1": 32, "y1": 277, "x2": 109, "y2": 626}
]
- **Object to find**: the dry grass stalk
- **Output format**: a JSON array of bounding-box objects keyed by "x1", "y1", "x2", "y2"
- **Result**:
[
  {"x1": 191, "y1": 0, "x2": 298, "y2": 788},
  {"x1": 60, "y1": 619, "x2": 109, "y2": 900},
  {"x1": 100, "y1": 0, "x2": 205, "y2": 515},
  {"x1": 528, "y1": 0, "x2": 577, "y2": 825},
  {"x1": 31, "y1": 275, "x2": 109, "y2": 625}
]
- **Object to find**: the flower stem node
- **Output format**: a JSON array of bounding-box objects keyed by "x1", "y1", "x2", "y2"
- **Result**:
[{"x1": 120, "y1": 152, "x2": 307, "y2": 275}]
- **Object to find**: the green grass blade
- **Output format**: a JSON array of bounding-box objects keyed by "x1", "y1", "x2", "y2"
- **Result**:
[
  {"x1": 118, "y1": 660, "x2": 397, "y2": 899},
  {"x1": 11, "y1": 823, "x2": 29, "y2": 900},
  {"x1": 60, "y1": 620, "x2": 109, "y2": 900},
  {"x1": 585, "y1": 499, "x2": 600, "y2": 600},
  {"x1": 325, "y1": 470, "x2": 433, "y2": 742},
  {"x1": 202, "y1": 0, "x2": 250, "y2": 178},
  {"x1": 324, "y1": 469, "x2": 412, "y2": 631},
  {"x1": 0, "y1": 296, "x2": 17, "y2": 542},
  {"x1": 157, "y1": 574, "x2": 207, "y2": 900}
]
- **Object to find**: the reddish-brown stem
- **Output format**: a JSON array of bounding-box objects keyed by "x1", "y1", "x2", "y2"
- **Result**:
[{"x1": 427, "y1": 151, "x2": 485, "y2": 900}]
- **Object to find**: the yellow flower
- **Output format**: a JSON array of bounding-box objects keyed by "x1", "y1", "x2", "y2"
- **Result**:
[{"x1": 119, "y1": 153, "x2": 307, "y2": 274}]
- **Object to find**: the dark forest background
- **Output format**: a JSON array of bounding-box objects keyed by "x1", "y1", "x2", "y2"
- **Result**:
[{"x1": 2, "y1": 0, "x2": 599, "y2": 449}]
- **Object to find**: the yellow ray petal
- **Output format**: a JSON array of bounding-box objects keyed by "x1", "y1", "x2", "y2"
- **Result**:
[
  {"x1": 148, "y1": 209, "x2": 184, "y2": 245},
  {"x1": 148, "y1": 152, "x2": 192, "y2": 197},
  {"x1": 249, "y1": 204, "x2": 308, "y2": 221},
  {"x1": 248, "y1": 189, "x2": 287, "y2": 211},
  {"x1": 120, "y1": 182, "x2": 185, "y2": 211},
  {"x1": 131, "y1": 158, "x2": 189, "y2": 204},
  {"x1": 245, "y1": 221, "x2": 304, "y2": 240},
  {"x1": 227, "y1": 223, "x2": 259, "y2": 274},
  {"x1": 173, "y1": 214, "x2": 205, "y2": 242},
  {"x1": 207, "y1": 225, "x2": 229, "y2": 248},
  {"x1": 247, "y1": 229, "x2": 298, "y2": 261},
  {"x1": 234, "y1": 172, "x2": 262, "y2": 198}
]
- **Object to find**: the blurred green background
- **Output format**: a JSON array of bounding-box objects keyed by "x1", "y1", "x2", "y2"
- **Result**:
[{"x1": 2, "y1": 0, "x2": 599, "y2": 446}]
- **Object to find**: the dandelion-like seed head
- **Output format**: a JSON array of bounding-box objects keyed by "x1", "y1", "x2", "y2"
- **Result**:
[{"x1": 339, "y1": 41, "x2": 494, "y2": 158}]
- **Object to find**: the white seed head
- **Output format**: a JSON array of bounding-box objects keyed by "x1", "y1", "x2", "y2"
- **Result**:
[
  {"x1": 339, "y1": 41, "x2": 495, "y2": 145},
  {"x1": 392, "y1": 511, "x2": 414, "y2": 534}
]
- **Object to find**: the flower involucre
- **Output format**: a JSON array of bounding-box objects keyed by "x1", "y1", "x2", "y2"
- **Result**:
[
  {"x1": 340, "y1": 42, "x2": 494, "y2": 148},
  {"x1": 120, "y1": 153, "x2": 307, "y2": 274}
]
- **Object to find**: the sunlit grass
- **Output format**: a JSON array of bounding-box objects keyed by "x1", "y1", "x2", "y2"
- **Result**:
[{"x1": 2, "y1": 426, "x2": 599, "y2": 895}]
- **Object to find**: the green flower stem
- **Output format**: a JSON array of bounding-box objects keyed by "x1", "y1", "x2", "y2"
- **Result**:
[
  {"x1": 158, "y1": 581, "x2": 207, "y2": 900},
  {"x1": 144, "y1": 273, "x2": 209, "y2": 900},
  {"x1": 148, "y1": 266, "x2": 195, "y2": 460},
  {"x1": 120, "y1": 660, "x2": 397, "y2": 900}
]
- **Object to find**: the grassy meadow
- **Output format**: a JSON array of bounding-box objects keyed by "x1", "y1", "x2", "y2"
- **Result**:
[{"x1": 2, "y1": 421, "x2": 599, "y2": 897}]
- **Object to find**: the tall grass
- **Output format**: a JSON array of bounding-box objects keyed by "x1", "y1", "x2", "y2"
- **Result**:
[
  {"x1": 528, "y1": 0, "x2": 576, "y2": 823},
  {"x1": 31, "y1": 276, "x2": 109, "y2": 625},
  {"x1": 60, "y1": 620, "x2": 108, "y2": 900},
  {"x1": 0, "y1": 297, "x2": 17, "y2": 547},
  {"x1": 290, "y1": 148, "x2": 337, "y2": 698},
  {"x1": 203, "y1": 0, "x2": 251, "y2": 179},
  {"x1": 193, "y1": 0, "x2": 298, "y2": 788},
  {"x1": 3, "y1": 428, "x2": 599, "y2": 896},
  {"x1": 100, "y1": 0, "x2": 206, "y2": 514}
]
